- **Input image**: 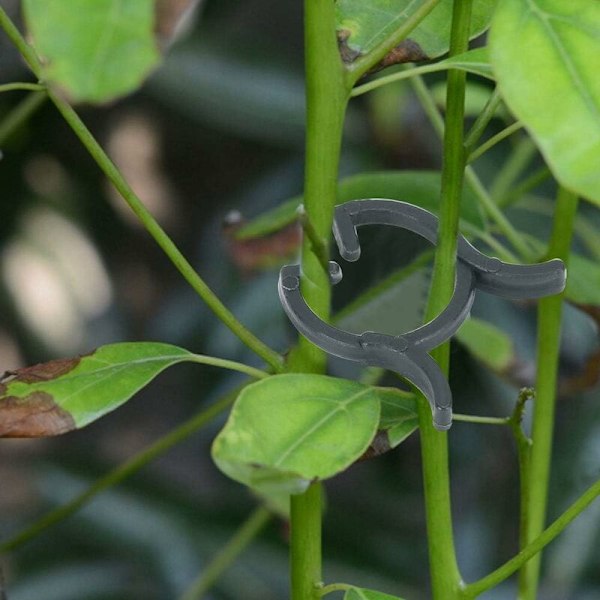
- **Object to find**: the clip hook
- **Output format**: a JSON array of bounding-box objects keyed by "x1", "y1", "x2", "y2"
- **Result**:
[{"x1": 279, "y1": 199, "x2": 566, "y2": 430}]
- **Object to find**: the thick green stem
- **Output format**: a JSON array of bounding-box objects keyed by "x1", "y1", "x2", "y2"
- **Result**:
[
  {"x1": 0, "y1": 390, "x2": 238, "y2": 554},
  {"x1": 462, "y1": 478, "x2": 600, "y2": 598},
  {"x1": 0, "y1": 89, "x2": 47, "y2": 145},
  {"x1": 179, "y1": 506, "x2": 271, "y2": 600},
  {"x1": 289, "y1": 2, "x2": 348, "y2": 599},
  {"x1": 0, "y1": 9, "x2": 283, "y2": 373},
  {"x1": 417, "y1": 2, "x2": 472, "y2": 598},
  {"x1": 518, "y1": 187, "x2": 579, "y2": 599}
]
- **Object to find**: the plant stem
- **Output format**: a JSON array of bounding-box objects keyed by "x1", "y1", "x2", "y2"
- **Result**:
[
  {"x1": 518, "y1": 187, "x2": 579, "y2": 599},
  {"x1": 0, "y1": 9, "x2": 284, "y2": 373},
  {"x1": 346, "y1": 0, "x2": 442, "y2": 85},
  {"x1": 289, "y1": 1, "x2": 347, "y2": 598},
  {"x1": 491, "y1": 138, "x2": 537, "y2": 205},
  {"x1": 0, "y1": 390, "x2": 238, "y2": 554},
  {"x1": 409, "y1": 75, "x2": 536, "y2": 261},
  {"x1": 467, "y1": 121, "x2": 524, "y2": 164},
  {"x1": 319, "y1": 583, "x2": 353, "y2": 596},
  {"x1": 463, "y1": 87, "x2": 503, "y2": 150},
  {"x1": 0, "y1": 89, "x2": 47, "y2": 145},
  {"x1": 0, "y1": 82, "x2": 44, "y2": 93},
  {"x1": 498, "y1": 166, "x2": 551, "y2": 209},
  {"x1": 417, "y1": 1, "x2": 472, "y2": 597},
  {"x1": 188, "y1": 354, "x2": 269, "y2": 380},
  {"x1": 179, "y1": 506, "x2": 271, "y2": 600},
  {"x1": 453, "y1": 414, "x2": 509, "y2": 426},
  {"x1": 462, "y1": 478, "x2": 600, "y2": 598}
]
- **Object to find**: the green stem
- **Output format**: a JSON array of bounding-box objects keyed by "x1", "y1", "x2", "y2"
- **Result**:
[
  {"x1": 291, "y1": 484, "x2": 323, "y2": 600},
  {"x1": 187, "y1": 354, "x2": 269, "y2": 380},
  {"x1": 453, "y1": 414, "x2": 509, "y2": 426},
  {"x1": 319, "y1": 583, "x2": 353, "y2": 596},
  {"x1": 0, "y1": 82, "x2": 44, "y2": 93},
  {"x1": 0, "y1": 391, "x2": 238, "y2": 554},
  {"x1": 417, "y1": 2, "x2": 472, "y2": 597},
  {"x1": 409, "y1": 75, "x2": 536, "y2": 261},
  {"x1": 518, "y1": 187, "x2": 579, "y2": 599},
  {"x1": 462, "y1": 478, "x2": 600, "y2": 598},
  {"x1": 179, "y1": 506, "x2": 271, "y2": 600},
  {"x1": 289, "y1": 1, "x2": 348, "y2": 598},
  {"x1": 491, "y1": 138, "x2": 537, "y2": 205},
  {"x1": 0, "y1": 90, "x2": 47, "y2": 145},
  {"x1": 0, "y1": 9, "x2": 283, "y2": 373},
  {"x1": 467, "y1": 121, "x2": 524, "y2": 164},
  {"x1": 463, "y1": 87, "x2": 503, "y2": 150},
  {"x1": 346, "y1": 0, "x2": 442, "y2": 85}
]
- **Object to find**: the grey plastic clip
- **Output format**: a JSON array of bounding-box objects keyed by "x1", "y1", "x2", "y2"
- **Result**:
[{"x1": 279, "y1": 199, "x2": 566, "y2": 431}]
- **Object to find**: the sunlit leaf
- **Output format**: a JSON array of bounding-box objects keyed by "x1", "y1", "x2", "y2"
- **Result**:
[
  {"x1": 211, "y1": 375, "x2": 381, "y2": 495},
  {"x1": 0, "y1": 342, "x2": 194, "y2": 437},
  {"x1": 336, "y1": 0, "x2": 496, "y2": 64},
  {"x1": 455, "y1": 317, "x2": 515, "y2": 373},
  {"x1": 235, "y1": 171, "x2": 484, "y2": 241},
  {"x1": 24, "y1": 0, "x2": 161, "y2": 103},
  {"x1": 489, "y1": 0, "x2": 600, "y2": 204},
  {"x1": 344, "y1": 586, "x2": 406, "y2": 600},
  {"x1": 435, "y1": 47, "x2": 494, "y2": 80}
]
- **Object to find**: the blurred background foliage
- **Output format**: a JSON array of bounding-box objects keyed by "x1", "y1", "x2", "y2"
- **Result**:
[{"x1": 0, "y1": 0, "x2": 599, "y2": 598}]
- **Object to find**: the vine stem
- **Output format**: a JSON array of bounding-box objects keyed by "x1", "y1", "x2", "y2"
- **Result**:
[
  {"x1": 417, "y1": 1, "x2": 472, "y2": 598},
  {"x1": 0, "y1": 390, "x2": 239, "y2": 554},
  {"x1": 0, "y1": 7, "x2": 283, "y2": 373},
  {"x1": 179, "y1": 506, "x2": 271, "y2": 600},
  {"x1": 0, "y1": 89, "x2": 47, "y2": 145},
  {"x1": 462, "y1": 478, "x2": 600, "y2": 598},
  {"x1": 0, "y1": 82, "x2": 44, "y2": 93},
  {"x1": 467, "y1": 121, "x2": 524, "y2": 164},
  {"x1": 187, "y1": 354, "x2": 269, "y2": 380},
  {"x1": 288, "y1": 1, "x2": 348, "y2": 598},
  {"x1": 518, "y1": 187, "x2": 579, "y2": 599}
]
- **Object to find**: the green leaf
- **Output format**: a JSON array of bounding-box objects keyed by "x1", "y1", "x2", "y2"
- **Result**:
[
  {"x1": 376, "y1": 387, "x2": 419, "y2": 448},
  {"x1": 0, "y1": 342, "x2": 194, "y2": 436},
  {"x1": 211, "y1": 375, "x2": 381, "y2": 495},
  {"x1": 23, "y1": 0, "x2": 161, "y2": 103},
  {"x1": 235, "y1": 170, "x2": 484, "y2": 240},
  {"x1": 344, "y1": 587, "x2": 406, "y2": 600},
  {"x1": 455, "y1": 317, "x2": 515, "y2": 373},
  {"x1": 435, "y1": 47, "x2": 494, "y2": 80},
  {"x1": 489, "y1": 0, "x2": 600, "y2": 204},
  {"x1": 336, "y1": 0, "x2": 496, "y2": 63},
  {"x1": 566, "y1": 253, "x2": 600, "y2": 307}
]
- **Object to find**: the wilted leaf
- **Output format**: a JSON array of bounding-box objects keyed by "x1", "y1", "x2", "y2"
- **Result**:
[
  {"x1": 24, "y1": 0, "x2": 161, "y2": 103},
  {"x1": 211, "y1": 375, "x2": 381, "y2": 495},
  {"x1": 0, "y1": 342, "x2": 194, "y2": 437},
  {"x1": 336, "y1": 0, "x2": 496, "y2": 65},
  {"x1": 489, "y1": 0, "x2": 600, "y2": 204},
  {"x1": 455, "y1": 317, "x2": 515, "y2": 373},
  {"x1": 344, "y1": 587, "x2": 406, "y2": 600},
  {"x1": 235, "y1": 170, "x2": 484, "y2": 241}
]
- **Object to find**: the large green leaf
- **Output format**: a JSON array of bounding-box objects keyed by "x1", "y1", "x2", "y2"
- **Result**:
[
  {"x1": 336, "y1": 0, "x2": 496, "y2": 63},
  {"x1": 489, "y1": 0, "x2": 600, "y2": 204},
  {"x1": 455, "y1": 317, "x2": 515, "y2": 373},
  {"x1": 23, "y1": 0, "x2": 161, "y2": 103},
  {"x1": 235, "y1": 171, "x2": 484, "y2": 241},
  {"x1": 211, "y1": 375, "x2": 381, "y2": 495},
  {"x1": 344, "y1": 587, "x2": 406, "y2": 600},
  {"x1": 0, "y1": 342, "x2": 194, "y2": 436}
]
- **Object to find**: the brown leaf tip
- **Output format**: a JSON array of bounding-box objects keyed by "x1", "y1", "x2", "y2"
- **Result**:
[
  {"x1": 0, "y1": 391, "x2": 76, "y2": 437},
  {"x1": 337, "y1": 29, "x2": 362, "y2": 64},
  {"x1": 2, "y1": 356, "x2": 81, "y2": 385}
]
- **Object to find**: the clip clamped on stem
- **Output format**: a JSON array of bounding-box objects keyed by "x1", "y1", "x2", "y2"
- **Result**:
[{"x1": 279, "y1": 199, "x2": 566, "y2": 430}]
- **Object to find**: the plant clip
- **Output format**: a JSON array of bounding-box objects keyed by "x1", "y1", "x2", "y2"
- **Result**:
[{"x1": 278, "y1": 199, "x2": 566, "y2": 431}]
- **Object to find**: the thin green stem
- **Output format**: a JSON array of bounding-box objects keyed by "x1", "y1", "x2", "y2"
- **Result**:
[
  {"x1": 463, "y1": 87, "x2": 503, "y2": 150},
  {"x1": 0, "y1": 82, "x2": 44, "y2": 93},
  {"x1": 187, "y1": 354, "x2": 269, "y2": 380},
  {"x1": 0, "y1": 8, "x2": 284, "y2": 373},
  {"x1": 518, "y1": 187, "x2": 579, "y2": 599},
  {"x1": 319, "y1": 583, "x2": 353, "y2": 596},
  {"x1": 453, "y1": 414, "x2": 509, "y2": 426},
  {"x1": 491, "y1": 139, "x2": 538, "y2": 205},
  {"x1": 0, "y1": 391, "x2": 238, "y2": 554},
  {"x1": 179, "y1": 506, "x2": 271, "y2": 600},
  {"x1": 409, "y1": 75, "x2": 536, "y2": 261},
  {"x1": 346, "y1": 0, "x2": 442, "y2": 85},
  {"x1": 417, "y1": 2, "x2": 472, "y2": 597},
  {"x1": 0, "y1": 90, "x2": 47, "y2": 145},
  {"x1": 498, "y1": 167, "x2": 551, "y2": 209},
  {"x1": 462, "y1": 478, "x2": 600, "y2": 598},
  {"x1": 467, "y1": 121, "x2": 524, "y2": 164}
]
